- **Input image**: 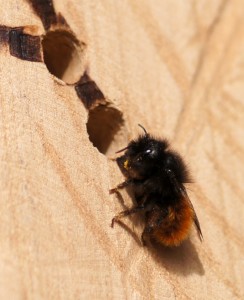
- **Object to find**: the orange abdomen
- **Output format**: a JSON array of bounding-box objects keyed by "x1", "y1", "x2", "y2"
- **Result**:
[{"x1": 152, "y1": 198, "x2": 194, "y2": 247}]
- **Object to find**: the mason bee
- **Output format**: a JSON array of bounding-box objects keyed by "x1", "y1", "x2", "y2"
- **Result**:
[{"x1": 110, "y1": 125, "x2": 203, "y2": 247}]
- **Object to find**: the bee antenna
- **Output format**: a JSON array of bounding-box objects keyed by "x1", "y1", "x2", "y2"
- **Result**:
[
  {"x1": 115, "y1": 146, "x2": 129, "y2": 153},
  {"x1": 138, "y1": 124, "x2": 148, "y2": 136}
]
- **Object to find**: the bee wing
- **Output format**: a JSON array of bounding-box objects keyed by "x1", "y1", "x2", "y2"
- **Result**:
[
  {"x1": 166, "y1": 169, "x2": 203, "y2": 242},
  {"x1": 184, "y1": 191, "x2": 203, "y2": 242}
]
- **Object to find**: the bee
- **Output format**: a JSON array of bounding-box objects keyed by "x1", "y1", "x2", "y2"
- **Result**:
[{"x1": 110, "y1": 124, "x2": 203, "y2": 247}]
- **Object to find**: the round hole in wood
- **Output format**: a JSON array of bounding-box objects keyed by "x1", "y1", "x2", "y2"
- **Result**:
[
  {"x1": 42, "y1": 30, "x2": 85, "y2": 84},
  {"x1": 86, "y1": 105, "x2": 126, "y2": 156}
]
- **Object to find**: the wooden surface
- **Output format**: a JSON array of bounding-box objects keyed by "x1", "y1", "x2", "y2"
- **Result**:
[{"x1": 0, "y1": 1, "x2": 244, "y2": 299}]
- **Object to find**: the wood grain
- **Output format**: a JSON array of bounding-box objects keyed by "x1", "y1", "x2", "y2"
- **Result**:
[{"x1": 0, "y1": 0, "x2": 243, "y2": 299}]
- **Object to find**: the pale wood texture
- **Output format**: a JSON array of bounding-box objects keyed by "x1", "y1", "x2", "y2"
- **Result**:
[{"x1": 0, "y1": 1, "x2": 244, "y2": 299}]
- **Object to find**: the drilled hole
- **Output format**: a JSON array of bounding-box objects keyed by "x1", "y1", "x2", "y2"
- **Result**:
[
  {"x1": 86, "y1": 105, "x2": 126, "y2": 156},
  {"x1": 42, "y1": 30, "x2": 85, "y2": 84}
]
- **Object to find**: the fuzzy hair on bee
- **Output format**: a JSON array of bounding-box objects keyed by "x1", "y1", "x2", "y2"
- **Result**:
[{"x1": 110, "y1": 124, "x2": 203, "y2": 247}]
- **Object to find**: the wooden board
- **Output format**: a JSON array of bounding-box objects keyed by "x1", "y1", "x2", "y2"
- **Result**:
[{"x1": 0, "y1": 0, "x2": 244, "y2": 299}]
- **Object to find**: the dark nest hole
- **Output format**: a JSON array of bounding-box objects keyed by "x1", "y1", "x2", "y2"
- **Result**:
[
  {"x1": 86, "y1": 105, "x2": 126, "y2": 156},
  {"x1": 42, "y1": 29, "x2": 85, "y2": 84}
]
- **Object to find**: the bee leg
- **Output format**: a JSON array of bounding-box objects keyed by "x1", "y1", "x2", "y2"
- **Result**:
[
  {"x1": 141, "y1": 209, "x2": 167, "y2": 246},
  {"x1": 141, "y1": 231, "x2": 147, "y2": 246},
  {"x1": 111, "y1": 205, "x2": 145, "y2": 228},
  {"x1": 141, "y1": 226, "x2": 153, "y2": 246},
  {"x1": 109, "y1": 180, "x2": 132, "y2": 194}
]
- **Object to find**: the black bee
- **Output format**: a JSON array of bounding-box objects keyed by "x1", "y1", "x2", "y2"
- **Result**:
[{"x1": 110, "y1": 125, "x2": 203, "y2": 246}]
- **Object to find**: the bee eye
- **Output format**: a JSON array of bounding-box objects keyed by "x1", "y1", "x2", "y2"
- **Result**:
[{"x1": 144, "y1": 148, "x2": 156, "y2": 158}]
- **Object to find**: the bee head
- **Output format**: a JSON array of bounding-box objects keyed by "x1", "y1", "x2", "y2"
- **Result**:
[{"x1": 116, "y1": 125, "x2": 169, "y2": 179}]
